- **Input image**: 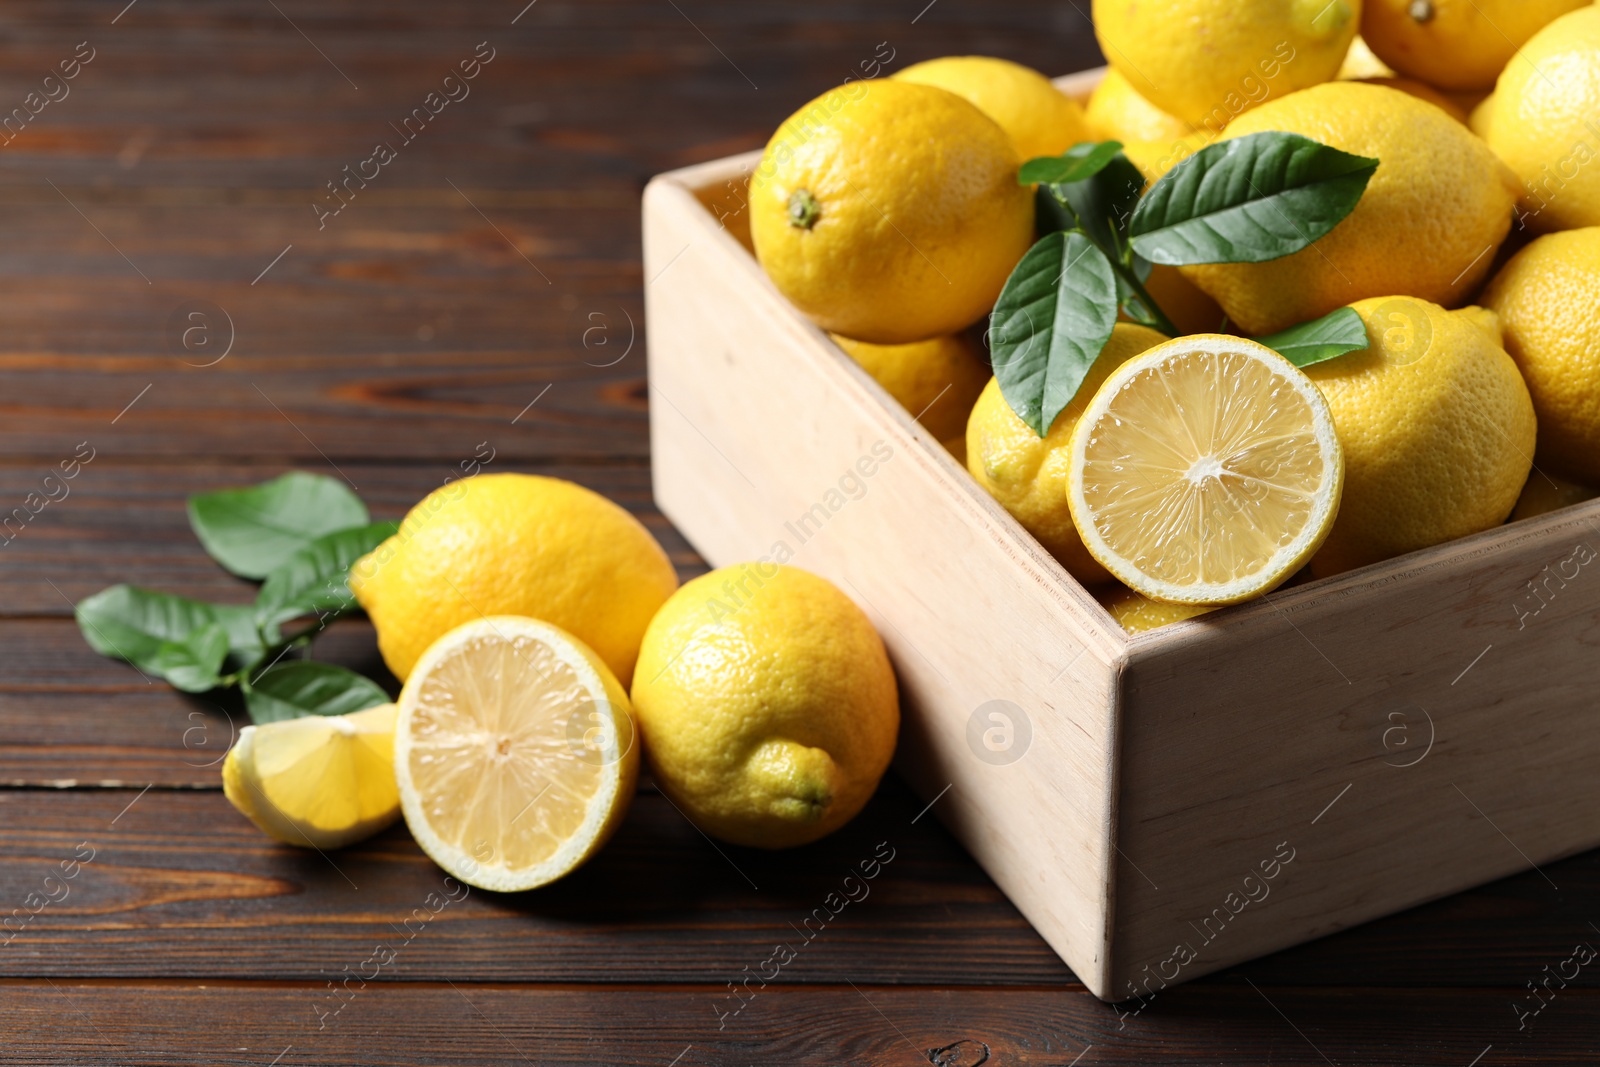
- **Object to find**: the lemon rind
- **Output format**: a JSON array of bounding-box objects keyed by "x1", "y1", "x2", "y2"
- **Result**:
[{"x1": 1067, "y1": 335, "x2": 1345, "y2": 606}]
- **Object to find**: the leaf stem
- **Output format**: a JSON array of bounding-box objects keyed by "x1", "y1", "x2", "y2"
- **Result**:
[
  {"x1": 1050, "y1": 188, "x2": 1182, "y2": 338},
  {"x1": 1105, "y1": 248, "x2": 1181, "y2": 337}
]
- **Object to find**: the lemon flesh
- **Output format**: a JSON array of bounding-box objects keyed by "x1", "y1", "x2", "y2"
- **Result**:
[
  {"x1": 1067, "y1": 336, "x2": 1344, "y2": 605},
  {"x1": 224, "y1": 702, "x2": 400, "y2": 850},
  {"x1": 394, "y1": 616, "x2": 638, "y2": 892}
]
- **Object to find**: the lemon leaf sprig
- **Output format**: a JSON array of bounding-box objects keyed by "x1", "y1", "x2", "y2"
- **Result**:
[
  {"x1": 74, "y1": 472, "x2": 392, "y2": 720},
  {"x1": 1129, "y1": 132, "x2": 1379, "y2": 265},
  {"x1": 991, "y1": 133, "x2": 1379, "y2": 437}
]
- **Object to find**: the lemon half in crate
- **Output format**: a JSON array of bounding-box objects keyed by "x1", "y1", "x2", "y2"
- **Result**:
[
  {"x1": 1067, "y1": 336, "x2": 1344, "y2": 605},
  {"x1": 394, "y1": 616, "x2": 639, "y2": 892}
]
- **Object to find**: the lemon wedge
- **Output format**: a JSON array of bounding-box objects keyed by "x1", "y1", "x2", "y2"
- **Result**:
[
  {"x1": 1067, "y1": 335, "x2": 1344, "y2": 604},
  {"x1": 394, "y1": 616, "x2": 638, "y2": 892},
  {"x1": 223, "y1": 702, "x2": 400, "y2": 850}
]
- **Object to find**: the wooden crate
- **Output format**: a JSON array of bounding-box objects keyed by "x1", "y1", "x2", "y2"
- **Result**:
[{"x1": 641, "y1": 68, "x2": 1600, "y2": 1002}]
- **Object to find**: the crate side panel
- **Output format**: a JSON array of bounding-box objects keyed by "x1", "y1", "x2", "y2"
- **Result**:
[
  {"x1": 642, "y1": 175, "x2": 1126, "y2": 993},
  {"x1": 1109, "y1": 511, "x2": 1600, "y2": 997}
]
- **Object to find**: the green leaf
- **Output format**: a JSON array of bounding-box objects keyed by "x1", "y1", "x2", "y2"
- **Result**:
[
  {"x1": 989, "y1": 231, "x2": 1120, "y2": 437},
  {"x1": 242, "y1": 661, "x2": 390, "y2": 724},
  {"x1": 75, "y1": 586, "x2": 264, "y2": 685},
  {"x1": 1056, "y1": 153, "x2": 1147, "y2": 255},
  {"x1": 255, "y1": 522, "x2": 398, "y2": 629},
  {"x1": 1019, "y1": 141, "x2": 1124, "y2": 186},
  {"x1": 1129, "y1": 132, "x2": 1379, "y2": 266},
  {"x1": 188, "y1": 472, "x2": 369, "y2": 580},
  {"x1": 1254, "y1": 307, "x2": 1371, "y2": 368},
  {"x1": 148, "y1": 622, "x2": 229, "y2": 693}
]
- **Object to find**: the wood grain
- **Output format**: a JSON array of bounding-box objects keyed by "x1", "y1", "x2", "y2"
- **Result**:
[
  {"x1": 1, "y1": 982, "x2": 1596, "y2": 1065},
  {"x1": 2, "y1": 0, "x2": 1595, "y2": 1060}
]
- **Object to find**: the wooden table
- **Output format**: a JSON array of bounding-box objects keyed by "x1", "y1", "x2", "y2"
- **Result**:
[{"x1": 3, "y1": 1, "x2": 1593, "y2": 1062}]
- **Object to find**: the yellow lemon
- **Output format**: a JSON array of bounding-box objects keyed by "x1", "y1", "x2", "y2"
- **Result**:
[
  {"x1": 1362, "y1": 0, "x2": 1590, "y2": 91},
  {"x1": 1303, "y1": 297, "x2": 1536, "y2": 577},
  {"x1": 966, "y1": 323, "x2": 1168, "y2": 583},
  {"x1": 1091, "y1": 0, "x2": 1359, "y2": 129},
  {"x1": 749, "y1": 79, "x2": 1034, "y2": 344},
  {"x1": 1085, "y1": 67, "x2": 1195, "y2": 144},
  {"x1": 1512, "y1": 471, "x2": 1598, "y2": 523},
  {"x1": 1350, "y1": 76, "x2": 1469, "y2": 122},
  {"x1": 831, "y1": 332, "x2": 990, "y2": 457},
  {"x1": 1122, "y1": 131, "x2": 1217, "y2": 186},
  {"x1": 1068, "y1": 335, "x2": 1344, "y2": 604},
  {"x1": 223, "y1": 703, "x2": 400, "y2": 850},
  {"x1": 894, "y1": 55, "x2": 1093, "y2": 162},
  {"x1": 1099, "y1": 586, "x2": 1218, "y2": 633},
  {"x1": 1483, "y1": 228, "x2": 1600, "y2": 482},
  {"x1": 1338, "y1": 35, "x2": 1397, "y2": 79},
  {"x1": 349, "y1": 473, "x2": 677, "y2": 688},
  {"x1": 1484, "y1": 6, "x2": 1600, "y2": 233},
  {"x1": 394, "y1": 616, "x2": 638, "y2": 891},
  {"x1": 632, "y1": 565, "x2": 897, "y2": 850},
  {"x1": 1184, "y1": 83, "x2": 1519, "y2": 335}
]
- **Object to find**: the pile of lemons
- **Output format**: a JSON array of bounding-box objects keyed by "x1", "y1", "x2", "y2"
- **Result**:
[
  {"x1": 225, "y1": 474, "x2": 900, "y2": 888},
  {"x1": 745, "y1": 0, "x2": 1600, "y2": 632}
]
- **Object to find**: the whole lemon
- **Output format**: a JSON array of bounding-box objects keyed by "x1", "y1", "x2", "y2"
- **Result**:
[
  {"x1": 1091, "y1": 0, "x2": 1360, "y2": 129},
  {"x1": 1483, "y1": 227, "x2": 1600, "y2": 483},
  {"x1": 632, "y1": 564, "x2": 898, "y2": 849},
  {"x1": 831, "y1": 332, "x2": 991, "y2": 458},
  {"x1": 349, "y1": 473, "x2": 678, "y2": 687},
  {"x1": 749, "y1": 79, "x2": 1034, "y2": 344},
  {"x1": 1484, "y1": 6, "x2": 1600, "y2": 233},
  {"x1": 1304, "y1": 297, "x2": 1536, "y2": 577},
  {"x1": 1184, "y1": 83, "x2": 1519, "y2": 336},
  {"x1": 893, "y1": 55, "x2": 1092, "y2": 162},
  {"x1": 1085, "y1": 67, "x2": 1195, "y2": 144},
  {"x1": 965, "y1": 323, "x2": 1168, "y2": 583},
  {"x1": 1362, "y1": 0, "x2": 1590, "y2": 92}
]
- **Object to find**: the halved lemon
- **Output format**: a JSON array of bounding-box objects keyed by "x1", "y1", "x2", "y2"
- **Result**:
[
  {"x1": 1066, "y1": 335, "x2": 1344, "y2": 605},
  {"x1": 394, "y1": 615, "x2": 638, "y2": 892},
  {"x1": 223, "y1": 702, "x2": 400, "y2": 850}
]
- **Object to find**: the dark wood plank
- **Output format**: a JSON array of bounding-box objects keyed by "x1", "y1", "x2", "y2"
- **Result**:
[
  {"x1": 0, "y1": 981, "x2": 1592, "y2": 1065},
  {"x1": 0, "y1": 461, "x2": 702, "y2": 617},
  {"x1": 0, "y1": 781, "x2": 1075, "y2": 986},
  {"x1": 0, "y1": 0, "x2": 1104, "y2": 462},
  {"x1": 2, "y1": 777, "x2": 1599, "y2": 994}
]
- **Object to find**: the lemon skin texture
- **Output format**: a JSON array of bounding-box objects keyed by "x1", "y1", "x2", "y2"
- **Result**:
[
  {"x1": 1484, "y1": 6, "x2": 1600, "y2": 233},
  {"x1": 1092, "y1": 0, "x2": 1361, "y2": 128},
  {"x1": 894, "y1": 55, "x2": 1093, "y2": 162},
  {"x1": 349, "y1": 473, "x2": 678, "y2": 688},
  {"x1": 831, "y1": 332, "x2": 991, "y2": 456},
  {"x1": 1100, "y1": 585, "x2": 1218, "y2": 633},
  {"x1": 965, "y1": 323, "x2": 1168, "y2": 584},
  {"x1": 1183, "y1": 83, "x2": 1519, "y2": 336},
  {"x1": 1304, "y1": 298, "x2": 1536, "y2": 577},
  {"x1": 632, "y1": 565, "x2": 899, "y2": 850},
  {"x1": 1362, "y1": 0, "x2": 1591, "y2": 92},
  {"x1": 1483, "y1": 227, "x2": 1600, "y2": 483},
  {"x1": 1085, "y1": 67, "x2": 1195, "y2": 145},
  {"x1": 749, "y1": 79, "x2": 1034, "y2": 345}
]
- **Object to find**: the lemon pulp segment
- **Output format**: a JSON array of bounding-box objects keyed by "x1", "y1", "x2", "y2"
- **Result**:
[
  {"x1": 395, "y1": 616, "x2": 636, "y2": 891},
  {"x1": 1068, "y1": 337, "x2": 1343, "y2": 604}
]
